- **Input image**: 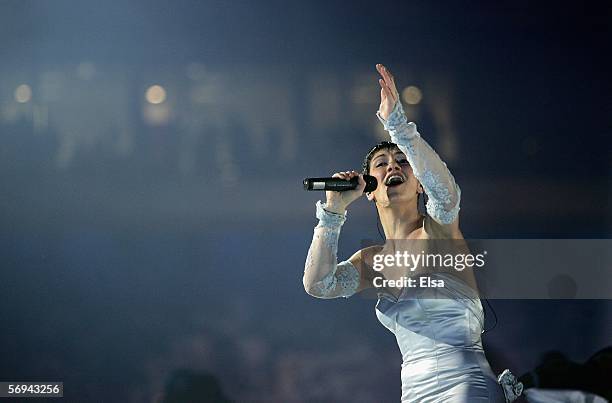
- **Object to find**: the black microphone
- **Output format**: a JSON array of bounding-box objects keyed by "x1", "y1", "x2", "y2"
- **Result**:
[{"x1": 303, "y1": 175, "x2": 378, "y2": 193}]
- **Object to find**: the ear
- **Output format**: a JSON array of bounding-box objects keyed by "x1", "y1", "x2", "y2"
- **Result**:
[
  {"x1": 366, "y1": 192, "x2": 376, "y2": 202},
  {"x1": 417, "y1": 181, "x2": 424, "y2": 194}
]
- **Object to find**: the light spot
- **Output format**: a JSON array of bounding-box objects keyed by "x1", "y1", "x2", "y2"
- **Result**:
[
  {"x1": 145, "y1": 85, "x2": 167, "y2": 104},
  {"x1": 14, "y1": 84, "x2": 32, "y2": 103},
  {"x1": 402, "y1": 86, "x2": 422, "y2": 105}
]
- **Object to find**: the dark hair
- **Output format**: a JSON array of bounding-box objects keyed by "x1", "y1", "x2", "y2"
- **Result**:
[{"x1": 361, "y1": 140, "x2": 400, "y2": 175}]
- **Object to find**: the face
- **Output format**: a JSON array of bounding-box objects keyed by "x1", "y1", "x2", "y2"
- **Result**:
[{"x1": 366, "y1": 146, "x2": 423, "y2": 206}]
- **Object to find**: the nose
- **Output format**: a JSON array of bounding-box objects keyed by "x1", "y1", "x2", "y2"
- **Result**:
[{"x1": 387, "y1": 161, "x2": 401, "y2": 172}]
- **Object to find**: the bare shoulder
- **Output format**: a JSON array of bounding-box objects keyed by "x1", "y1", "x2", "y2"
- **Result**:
[
  {"x1": 347, "y1": 245, "x2": 384, "y2": 278},
  {"x1": 344, "y1": 245, "x2": 384, "y2": 292}
]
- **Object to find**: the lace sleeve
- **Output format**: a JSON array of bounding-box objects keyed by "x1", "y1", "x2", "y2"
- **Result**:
[
  {"x1": 377, "y1": 101, "x2": 461, "y2": 225},
  {"x1": 302, "y1": 201, "x2": 361, "y2": 299}
]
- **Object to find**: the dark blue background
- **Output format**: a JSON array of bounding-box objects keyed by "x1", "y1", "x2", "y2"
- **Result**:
[{"x1": 1, "y1": 1, "x2": 610, "y2": 401}]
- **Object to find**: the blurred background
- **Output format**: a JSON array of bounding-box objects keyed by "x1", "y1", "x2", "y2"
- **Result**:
[{"x1": 0, "y1": 0, "x2": 610, "y2": 401}]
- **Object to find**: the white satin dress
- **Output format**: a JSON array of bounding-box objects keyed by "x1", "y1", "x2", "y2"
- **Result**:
[{"x1": 375, "y1": 273, "x2": 506, "y2": 402}]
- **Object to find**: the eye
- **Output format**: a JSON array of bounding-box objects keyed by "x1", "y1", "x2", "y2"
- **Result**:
[
  {"x1": 376, "y1": 161, "x2": 387, "y2": 168},
  {"x1": 398, "y1": 158, "x2": 409, "y2": 165}
]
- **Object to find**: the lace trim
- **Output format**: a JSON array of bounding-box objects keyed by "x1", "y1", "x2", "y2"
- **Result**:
[
  {"x1": 315, "y1": 200, "x2": 347, "y2": 228},
  {"x1": 497, "y1": 369, "x2": 524, "y2": 402},
  {"x1": 420, "y1": 170, "x2": 452, "y2": 205},
  {"x1": 424, "y1": 177, "x2": 462, "y2": 224},
  {"x1": 312, "y1": 270, "x2": 338, "y2": 296},
  {"x1": 312, "y1": 260, "x2": 360, "y2": 298},
  {"x1": 376, "y1": 101, "x2": 417, "y2": 142},
  {"x1": 335, "y1": 260, "x2": 360, "y2": 298}
]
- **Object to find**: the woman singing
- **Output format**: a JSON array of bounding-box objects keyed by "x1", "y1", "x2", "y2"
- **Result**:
[{"x1": 303, "y1": 64, "x2": 522, "y2": 402}]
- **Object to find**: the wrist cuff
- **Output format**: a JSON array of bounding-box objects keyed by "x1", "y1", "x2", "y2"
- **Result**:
[
  {"x1": 376, "y1": 101, "x2": 418, "y2": 141},
  {"x1": 315, "y1": 200, "x2": 347, "y2": 228}
]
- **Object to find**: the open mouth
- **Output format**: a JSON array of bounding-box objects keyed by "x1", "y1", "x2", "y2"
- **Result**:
[{"x1": 385, "y1": 175, "x2": 404, "y2": 187}]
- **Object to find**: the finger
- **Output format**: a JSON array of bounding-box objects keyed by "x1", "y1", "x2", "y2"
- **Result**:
[
  {"x1": 379, "y1": 79, "x2": 395, "y2": 102},
  {"x1": 379, "y1": 78, "x2": 389, "y2": 95},
  {"x1": 378, "y1": 65, "x2": 392, "y2": 86},
  {"x1": 381, "y1": 65, "x2": 394, "y2": 85},
  {"x1": 386, "y1": 66, "x2": 396, "y2": 84},
  {"x1": 357, "y1": 174, "x2": 366, "y2": 189},
  {"x1": 383, "y1": 78, "x2": 398, "y2": 102},
  {"x1": 380, "y1": 65, "x2": 399, "y2": 97}
]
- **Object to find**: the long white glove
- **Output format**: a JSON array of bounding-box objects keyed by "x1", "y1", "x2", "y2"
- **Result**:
[
  {"x1": 377, "y1": 101, "x2": 461, "y2": 225},
  {"x1": 302, "y1": 201, "x2": 360, "y2": 299}
]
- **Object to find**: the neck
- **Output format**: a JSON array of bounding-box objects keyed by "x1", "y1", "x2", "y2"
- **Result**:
[{"x1": 377, "y1": 200, "x2": 423, "y2": 240}]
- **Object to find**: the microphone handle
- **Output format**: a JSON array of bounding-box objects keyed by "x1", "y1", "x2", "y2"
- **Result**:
[{"x1": 303, "y1": 175, "x2": 378, "y2": 192}]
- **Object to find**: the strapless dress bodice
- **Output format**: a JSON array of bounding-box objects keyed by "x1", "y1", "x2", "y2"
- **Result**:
[{"x1": 375, "y1": 273, "x2": 505, "y2": 402}]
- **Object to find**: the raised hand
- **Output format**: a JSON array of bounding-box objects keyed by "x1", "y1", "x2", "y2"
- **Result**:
[{"x1": 376, "y1": 64, "x2": 400, "y2": 120}]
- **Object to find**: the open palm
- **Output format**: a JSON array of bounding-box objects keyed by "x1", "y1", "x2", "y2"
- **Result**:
[{"x1": 376, "y1": 64, "x2": 400, "y2": 120}]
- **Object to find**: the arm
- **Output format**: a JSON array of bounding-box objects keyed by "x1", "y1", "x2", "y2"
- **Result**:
[
  {"x1": 375, "y1": 64, "x2": 461, "y2": 228},
  {"x1": 303, "y1": 201, "x2": 363, "y2": 299},
  {"x1": 377, "y1": 101, "x2": 461, "y2": 225}
]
